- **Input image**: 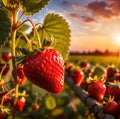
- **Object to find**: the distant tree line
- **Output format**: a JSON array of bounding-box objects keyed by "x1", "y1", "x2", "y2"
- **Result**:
[{"x1": 70, "y1": 49, "x2": 120, "y2": 56}]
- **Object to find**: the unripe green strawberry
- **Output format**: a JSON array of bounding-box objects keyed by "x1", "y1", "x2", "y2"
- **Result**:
[{"x1": 23, "y1": 48, "x2": 64, "y2": 94}]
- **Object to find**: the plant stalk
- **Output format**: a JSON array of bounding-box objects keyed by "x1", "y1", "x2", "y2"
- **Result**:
[{"x1": 11, "y1": 9, "x2": 19, "y2": 119}]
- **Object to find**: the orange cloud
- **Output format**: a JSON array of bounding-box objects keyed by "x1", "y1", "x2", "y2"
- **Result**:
[
  {"x1": 81, "y1": 16, "x2": 98, "y2": 23},
  {"x1": 69, "y1": 13, "x2": 79, "y2": 19},
  {"x1": 86, "y1": 0, "x2": 120, "y2": 19}
]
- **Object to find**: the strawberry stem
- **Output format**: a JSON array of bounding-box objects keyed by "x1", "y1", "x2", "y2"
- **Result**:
[
  {"x1": 0, "y1": 64, "x2": 7, "y2": 78},
  {"x1": 27, "y1": 18, "x2": 41, "y2": 48},
  {"x1": 18, "y1": 30, "x2": 32, "y2": 49},
  {"x1": 17, "y1": 18, "x2": 42, "y2": 48},
  {"x1": 11, "y1": 10, "x2": 19, "y2": 119},
  {"x1": 0, "y1": 88, "x2": 15, "y2": 106}
]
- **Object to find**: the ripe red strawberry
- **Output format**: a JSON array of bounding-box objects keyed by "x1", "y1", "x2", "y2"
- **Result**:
[
  {"x1": 12, "y1": 97, "x2": 26, "y2": 111},
  {"x1": 32, "y1": 103, "x2": 39, "y2": 111},
  {"x1": 1, "y1": 52, "x2": 12, "y2": 62},
  {"x1": 107, "y1": 83, "x2": 120, "y2": 100},
  {"x1": 103, "y1": 100, "x2": 119, "y2": 116},
  {"x1": 17, "y1": 67, "x2": 26, "y2": 84},
  {"x1": 80, "y1": 61, "x2": 90, "y2": 69},
  {"x1": 23, "y1": 48, "x2": 64, "y2": 94},
  {"x1": 12, "y1": 66, "x2": 26, "y2": 84},
  {"x1": 0, "y1": 92, "x2": 10, "y2": 105},
  {"x1": 71, "y1": 68, "x2": 84, "y2": 84},
  {"x1": 88, "y1": 81, "x2": 106, "y2": 101},
  {"x1": 0, "y1": 64, "x2": 9, "y2": 76}
]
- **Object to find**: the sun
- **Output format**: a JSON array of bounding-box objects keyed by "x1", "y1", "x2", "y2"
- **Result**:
[{"x1": 115, "y1": 35, "x2": 120, "y2": 44}]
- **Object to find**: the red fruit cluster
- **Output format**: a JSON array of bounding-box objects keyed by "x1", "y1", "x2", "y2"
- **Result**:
[
  {"x1": 12, "y1": 97, "x2": 26, "y2": 111},
  {"x1": 23, "y1": 48, "x2": 64, "y2": 94},
  {"x1": 65, "y1": 61, "x2": 120, "y2": 118}
]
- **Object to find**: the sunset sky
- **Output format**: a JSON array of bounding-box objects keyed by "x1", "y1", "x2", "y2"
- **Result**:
[{"x1": 30, "y1": 0, "x2": 120, "y2": 52}]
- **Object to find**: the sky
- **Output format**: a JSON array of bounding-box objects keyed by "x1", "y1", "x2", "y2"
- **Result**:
[{"x1": 30, "y1": 0, "x2": 120, "y2": 52}]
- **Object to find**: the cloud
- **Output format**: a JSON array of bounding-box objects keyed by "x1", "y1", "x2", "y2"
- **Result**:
[
  {"x1": 81, "y1": 16, "x2": 98, "y2": 23},
  {"x1": 68, "y1": 13, "x2": 80, "y2": 20},
  {"x1": 61, "y1": 1, "x2": 71, "y2": 6},
  {"x1": 85, "y1": 0, "x2": 120, "y2": 19},
  {"x1": 61, "y1": 0, "x2": 120, "y2": 24}
]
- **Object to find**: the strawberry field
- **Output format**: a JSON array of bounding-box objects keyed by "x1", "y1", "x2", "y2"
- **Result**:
[{"x1": 0, "y1": 0, "x2": 120, "y2": 119}]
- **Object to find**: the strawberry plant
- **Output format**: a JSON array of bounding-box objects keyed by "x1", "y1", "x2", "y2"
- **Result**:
[{"x1": 0, "y1": 0, "x2": 71, "y2": 118}]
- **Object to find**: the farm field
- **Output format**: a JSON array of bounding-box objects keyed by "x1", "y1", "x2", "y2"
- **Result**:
[{"x1": 68, "y1": 55, "x2": 120, "y2": 68}]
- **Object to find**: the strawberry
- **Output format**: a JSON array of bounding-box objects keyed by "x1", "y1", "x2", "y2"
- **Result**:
[
  {"x1": 115, "y1": 73, "x2": 120, "y2": 81},
  {"x1": 12, "y1": 66, "x2": 26, "y2": 84},
  {"x1": 12, "y1": 97, "x2": 26, "y2": 111},
  {"x1": 0, "y1": 64, "x2": 9, "y2": 76},
  {"x1": 0, "y1": 92, "x2": 10, "y2": 105},
  {"x1": 71, "y1": 68, "x2": 84, "y2": 85},
  {"x1": 32, "y1": 103, "x2": 39, "y2": 111},
  {"x1": 65, "y1": 63, "x2": 74, "y2": 76},
  {"x1": 107, "y1": 82, "x2": 120, "y2": 100},
  {"x1": 106, "y1": 66, "x2": 117, "y2": 81},
  {"x1": 80, "y1": 61, "x2": 90, "y2": 70},
  {"x1": 103, "y1": 100, "x2": 119, "y2": 116},
  {"x1": 0, "y1": 112, "x2": 6, "y2": 119},
  {"x1": 0, "y1": 107, "x2": 7, "y2": 119},
  {"x1": 23, "y1": 48, "x2": 64, "y2": 94},
  {"x1": 88, "y1": 81, "x2": 106, "y2": 101},
  {"x1": 1, "y1": 52, "x2": 12, "y2": 62},
  {"x1": 81, "y1": 79, "x2": 88, "y2": 90}
]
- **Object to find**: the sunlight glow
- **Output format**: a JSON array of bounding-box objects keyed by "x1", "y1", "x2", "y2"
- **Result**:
[{"x1": 115, "y1": 35, "x2": 120, "y2": 44}]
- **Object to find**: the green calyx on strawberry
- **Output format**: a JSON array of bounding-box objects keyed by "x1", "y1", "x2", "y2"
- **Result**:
[
  {"x1": 0, "y1": 105, "x2": 10, "y2": 119},
  {"x1": 23, "y1": 47, "x2": 64, "y2": 94}
]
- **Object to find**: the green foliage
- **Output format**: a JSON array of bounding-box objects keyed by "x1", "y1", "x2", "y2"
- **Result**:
[
  {"x1": 0, "y1": 0, "x2": 3, "y2": 4},
  {"x1": 20, "y1": 0, "x2": 50, "y2": 15},
  {"x1": 37, "y1": 13, "x2": 71, "y2": 61},
  {"x1": 0, "y1": 7, "x2": 12, "y2": 47},
  {"x1": 18, "y1": 24, "x2": 30, "y2": 32},
  {"x1": 45, "y1": 95, "x2": 57, "y2": 110}
]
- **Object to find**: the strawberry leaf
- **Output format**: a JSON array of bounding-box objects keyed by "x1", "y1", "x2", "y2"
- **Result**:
[
  {"x1": 20, "y1": 0, "x2": 50, "y2": 15},
  {"x1": 19, "y1": 24, "x2": 30, "y2": 32},
  {"x1": 0, "y1": 7, "x2": 12, "y2": 47},
  {"x1": 0, "y1": 0, "x2": 3, "y2": 5},
  {"x1": 38, "y1": 13, "x2": 71, "y2": 61}
]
